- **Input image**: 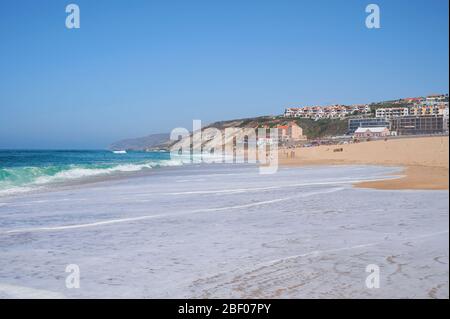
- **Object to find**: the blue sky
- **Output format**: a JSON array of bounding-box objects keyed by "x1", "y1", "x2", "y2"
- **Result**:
[{"x1": 0, "y1": 0, "x2": 448, "y2": 149}]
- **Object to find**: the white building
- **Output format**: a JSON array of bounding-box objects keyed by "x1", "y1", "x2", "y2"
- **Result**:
[
  {"x1": 425, "y1": 94, "x2": 448, "y2": 104},
  {"x1": 354, "y1": 127, "x2": 390, "y2": 138},
  {"x1": 411, "y1": 103, "x2": 449, "y2": 116},
  {"x1": 375, "y1": 107, "x2": 409, "y2": 119},
  {"x1": 284, "y1": 104, "x2": 370, "y2": 120}
]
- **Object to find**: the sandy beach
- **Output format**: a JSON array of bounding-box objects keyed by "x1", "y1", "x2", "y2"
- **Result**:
[
  {"x1": 0, "y1": 136, "x2": 448, "y2": 299},
  {"x1": 0, "y1": 163, "x2": 448, "y2": 298},
  {"x1": 279, "y1": 136, "x2": 449, "y2": 190}
]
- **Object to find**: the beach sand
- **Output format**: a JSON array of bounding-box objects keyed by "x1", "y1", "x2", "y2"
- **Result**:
[
  {"x1": 0, "y1": 138, "x2": 448, "y2": 298},
  {"x1": 0, "y1": 164, "x2": 448, "y2": 298},
  {"x1": 279, "y1": 136, "x2": 449, "y2": 190}
]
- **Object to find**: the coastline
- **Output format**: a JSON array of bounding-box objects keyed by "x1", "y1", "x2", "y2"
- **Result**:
[
  {"x1": 0, "y1": 150, "x2": 185, "y2": 199},
  {"x1": 1, "y1": 163, "x2": 447, "y2": 298},
  {"x1": 1, "y1": 136, "x2": 448, "y2": 199},
  {"x1": 279, "y1": 136, "x2": 449, "y2": 190}
]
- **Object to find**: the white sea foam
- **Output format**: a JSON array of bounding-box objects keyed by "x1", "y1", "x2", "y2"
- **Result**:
[
  {"x1": 0, "y1": 283, "x2": 65, "y2": 299},
  {"x1": 33, "y1": 160, "x2": 183, "y2": 184},
  {"x1": 2, "y1": 187, "x2": 345, "y2": 234},
  {"x1": 0, "y1": 165, "x2": 447, "y2": 298},
  {"x1": 0, "y1": 186, "x2": 37, "y2": 197}
]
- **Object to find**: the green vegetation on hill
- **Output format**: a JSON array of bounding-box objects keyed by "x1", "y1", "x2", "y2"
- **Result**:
[
  {"x1": 207, "y1": 116, "x2": 349, "y2": 139},
  {"x1": 292, "y1": 118, "x2": 349, "y2": 139}
]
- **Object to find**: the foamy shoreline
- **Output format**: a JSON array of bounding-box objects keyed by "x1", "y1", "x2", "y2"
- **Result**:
[
  {"x1": 0, "y1": 157, "x2": 187, "y2": 198},
  {"x1": 0, "y1": 163, "x2": 448, "y2": 298}
]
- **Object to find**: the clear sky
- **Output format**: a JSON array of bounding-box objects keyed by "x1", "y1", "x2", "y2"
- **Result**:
[{"x1": 0, "y1": 0, "x2": 448, "y2": 149}]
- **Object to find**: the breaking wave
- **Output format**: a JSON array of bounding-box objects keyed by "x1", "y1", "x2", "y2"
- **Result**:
[{"x1": 0, "y1": 159, "x2": 183, "y2": 196}]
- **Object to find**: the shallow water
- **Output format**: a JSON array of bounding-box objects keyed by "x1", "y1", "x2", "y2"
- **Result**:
[
  {"x1": 0, "y1": 150, "x2": 182, "y2": 196},
  {"x1": 0, "y1": 164, "x2": 448, "y2": 298}
]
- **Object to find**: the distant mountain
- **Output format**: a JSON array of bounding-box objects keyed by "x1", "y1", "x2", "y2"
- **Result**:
[{"x1": 109, "y1": 133, "x2": 171, "y2": 151}]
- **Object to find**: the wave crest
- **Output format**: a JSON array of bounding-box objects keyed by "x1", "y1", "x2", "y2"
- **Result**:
[{"x1": 0, "y1": 159, "x2": 183, "y2": 196}]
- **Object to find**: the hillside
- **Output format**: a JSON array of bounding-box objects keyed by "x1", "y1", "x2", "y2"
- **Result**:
[
  {"x1": 109, "y1": 116, "x2": 350, "y2": 150},
  {"x1": 203, "y1": 116, "x2": 349, "y2": 139},
  {"x1": 109, "y1": 133, "x2": 171, "y2": 151},
  {"x1": 290, "y1": 118, "x2": 348, "y2": 139}
]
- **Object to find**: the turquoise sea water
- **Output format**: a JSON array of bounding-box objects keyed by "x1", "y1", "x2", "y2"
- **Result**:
[{"x1": 0, "y1": 150, "x2": 180, "y2": 195}]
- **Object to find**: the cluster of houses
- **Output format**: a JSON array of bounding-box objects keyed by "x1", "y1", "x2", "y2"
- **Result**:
[
  {"x1": 284, "y1": 94, "x2": 449, "y2": 140},
  {"x1": 284, "y1": 104, "x2": 371, "y2": 120},
  {"x1": 370, "y1": 94, "x2": 449, "y2": 137},
  {"x1": 269, "y1": 120, "x2": 392, "y2": 143},
  {"x1": 375, "y1": 95, "x2": 449, "y2": 119}
]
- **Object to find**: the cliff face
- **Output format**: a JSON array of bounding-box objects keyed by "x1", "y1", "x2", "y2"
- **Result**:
[
  {"x1": 171, "y1": 127, "x2": 256, "y2": 155},
  {"x1": 170, "y1": 116, "x2": 273, "y2": 154}
]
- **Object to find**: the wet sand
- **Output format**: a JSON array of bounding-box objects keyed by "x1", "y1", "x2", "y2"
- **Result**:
[
  {"x1": 357, "y1": 165, "x2": 448, "y2": 190},
  {"x1": 279, "y1": 136, "x2": 449, "y2": 190}
]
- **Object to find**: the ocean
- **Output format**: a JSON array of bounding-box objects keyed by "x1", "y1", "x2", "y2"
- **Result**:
[
  {"x1": 0, "y1": 163, "x2": 447, "y2": 298},
  {"x1": 0, "y1": 150, "x2": 182, "y2": 196}
]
